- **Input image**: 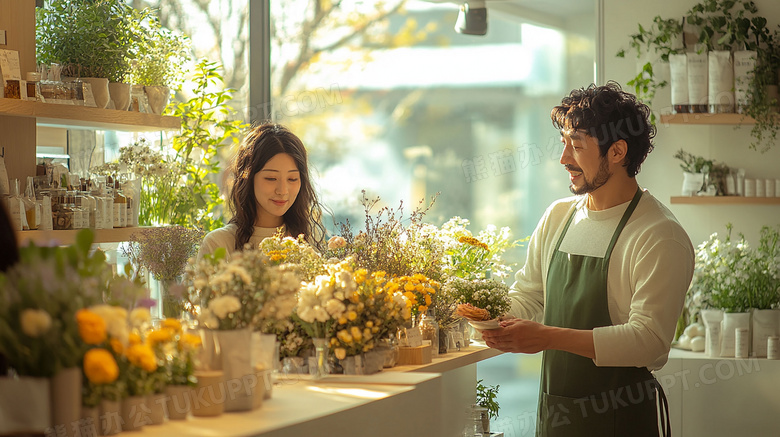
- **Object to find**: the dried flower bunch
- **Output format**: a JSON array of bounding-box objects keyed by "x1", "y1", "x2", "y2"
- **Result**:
[
  {"x1": 443, "y1": 277, "x2": 512, "y2": 320},
  {"x1": 327, "y1": 191, "x2": 445, "y2": 281},
  {"x1": 329, "y1": 269, "x2": 410, "y2": 359},
  {"x1": 185, "y1": 248, "x2": 301, "y2": 331},
  {"x1": 125, "y1": 226, "x2": 204, "y2": 284}
]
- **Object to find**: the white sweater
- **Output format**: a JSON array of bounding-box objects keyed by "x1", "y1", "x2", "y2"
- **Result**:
[
  {"x1": 197, "y1": 223, "x2": 281, "y2": 261},
  {"x1": 508, "y1": 189, "x2": 694, "y2": 370}
]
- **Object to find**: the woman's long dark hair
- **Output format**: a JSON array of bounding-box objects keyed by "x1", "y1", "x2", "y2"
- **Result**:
[
  {"x1": 0, "y1": 201, "x2": 19, "y2": 376},
  {"x1": 227, "y1": 122, "x2": 326, "y2": 251}
]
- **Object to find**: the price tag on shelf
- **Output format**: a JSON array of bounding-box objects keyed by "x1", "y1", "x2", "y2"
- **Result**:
[{"x1": 0, "y1": 49, "x2": 22, "y2": 81}]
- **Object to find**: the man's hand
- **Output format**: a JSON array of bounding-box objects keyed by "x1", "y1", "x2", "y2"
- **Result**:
[
  {"x1": 480, "y1": 318, "x2": 596, "y2": 359},
  {"x1": 480, "y1": 318, "x2": 550, "y2": 354}
]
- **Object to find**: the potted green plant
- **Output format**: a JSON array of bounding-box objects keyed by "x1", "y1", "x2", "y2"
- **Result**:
[
  {"x1": 36, "y1": 0, "x2": 149, "y2": 109},
  {"x1": 743, "y1": 29, "x2": 780, "y2": 152},
  {"x1": 129, "y1": 16, "x2": 192, "y2": 114},
  {"x1": 475, "y1": 379, "x2": 500, "y2": 434},
  {"x1": 674, "y1": 149, "x2": 713, "y2": 196}
]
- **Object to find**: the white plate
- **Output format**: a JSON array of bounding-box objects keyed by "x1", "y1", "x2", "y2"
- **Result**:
[{"x1": 468, "y1": 319, "x2": 500, "y2": 330}]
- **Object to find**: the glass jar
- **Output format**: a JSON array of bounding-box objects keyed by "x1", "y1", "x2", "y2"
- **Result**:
[
  {"x1": 26, "y1": 72, "x2": 41, "y2": 101},
  {"x1": 419, "y1": 311, "x2": 440, "y2": 358},
  {"x1": 52, "y1": 193, "x2": 74, "y2": 230},
  {"x1": 3, "y1": 79, "x2": 21, "y2": 99}
]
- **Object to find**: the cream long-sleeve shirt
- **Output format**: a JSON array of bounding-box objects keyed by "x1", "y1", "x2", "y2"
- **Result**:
[
  {"x1": 508, "y1": 189, "x2": 694, "y2": 371},
  {"x1": 197, "y1": 223, "x2": 281, "y2": 261}
]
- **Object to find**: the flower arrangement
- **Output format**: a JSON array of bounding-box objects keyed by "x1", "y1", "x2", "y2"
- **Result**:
[
  {"x1": 185, "y1": 248, "x2": 301, "y2": 332},
  {"x1": 329, "y1": 269, "x2": 410, "y2": 360},
  {"x1": 326, "y1": 191, "x2": 445, "y2": 281},
  {"x1": 259, "y1": 230, "x2": 326, "y2": 282},
  {"x1": 385, "y1": 274, "x2": 440, "y2": 319},
  {"x1": 443, "y1": 277, "x2": 512, "y2": 320},
  {"x1": 146, "y1": 318, "x2": 200, "y2": 388},
  {"x1": 689, "y1": 224, "x2": 780, "y2": 315},
  {"x1": 124, "y1": 225, "x2": 204, "y2": 317},
  {"x1": 439, "y1": 216, "x2": 522, "y2": 280},
  {"x1": 270, "y1": 318, "x2": 312, "y2": 359},
  {"x1": 78, "y1": 306, "x2": 127, "y2": 407},
  {"x1": 0, "y1": 230, "x2": 117, "y2": 377},
  {"x1": 296, "y1": 259, "x2": 357, "y2": 339}
]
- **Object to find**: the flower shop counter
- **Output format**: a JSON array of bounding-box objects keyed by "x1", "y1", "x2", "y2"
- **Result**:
[
  {"x1": 131, "y1": 344, "x2": 503, "y2": 437},
  {"x1": 655, "y1": 348, "x2": 780, "y2": 437}
]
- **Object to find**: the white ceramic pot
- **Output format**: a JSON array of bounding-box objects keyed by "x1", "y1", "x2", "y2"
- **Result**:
[
  {"x1": 80, "y1": 77, "x2": 110, "y2": 109},
  {"x1": 708, "y1": 50, "x2": 734, "y2": 113},
  {"x1": 108, "y1": 82, "x2": 131, "y2": 111},
  {"x1": 681, "y1": 172, "x2": 705, "y2": 196},
  {"x1": 144, "y1": 85, "x2": 170, "y2": 114},
  {"x1": 99, "y1": 399, "x2": 122, "y2": 435},
  {"x1": 121, "y1": 395, "x2": 149, "y2": 432},
  {"x1": 0, "y1": 376, "x2": 51, "y2": 434},
  {"x1": 721, "y1": 312, "x2": 751, "y2": 357}
]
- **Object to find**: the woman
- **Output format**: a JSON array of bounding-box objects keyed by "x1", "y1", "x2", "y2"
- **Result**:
[{"x1": 198, "y1": 123, "x2": 326, "y2": 259}]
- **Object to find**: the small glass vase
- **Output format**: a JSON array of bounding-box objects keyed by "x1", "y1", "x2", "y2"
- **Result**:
[{"x1": 311, "y1": 338, "x2": 330, "y2": 379}]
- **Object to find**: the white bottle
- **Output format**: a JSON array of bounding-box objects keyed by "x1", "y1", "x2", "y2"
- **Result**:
[{"x1": 7, "y1": 179, "x2": 23, "y2": 231}]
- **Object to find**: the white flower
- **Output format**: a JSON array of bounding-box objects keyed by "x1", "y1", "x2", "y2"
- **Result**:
[
  {"x1": 327, "y1": 236, "x2": 346, "y2": 250},
  {"x1": 20, "y1": 309, "x2": 52, "y2": 338},
  {"x1": 129, "y1": 307, "x2": 152, "y2": 328},
  {"x1": 324, "y1": 298, "x2": 346, "y2": 317},
  {"x1": 199, "y1": 308, "x2": 219, "y2": 329},
  {"x1": 90, "y1": 304, "x2": 129, "y2": 345},
  {"x1": 209, "y1": 295, "x2": 242, "y2": 319}
]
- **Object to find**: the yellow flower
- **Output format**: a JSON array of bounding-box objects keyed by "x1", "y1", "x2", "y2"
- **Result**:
[
  {"x1": 424, "y1": 295, "x2": 432, "y2": 306},
  {"x1": 335, "y1": 348, "x2": 347, "y2": 360},
  {"x1": 347, "y1": 311, "x2": 358, "y2": 321},
  {"x1": 365, "y1": 321, "x2": 374, "y2": 328},
  {"x1": 126, "y1": 344, "x2": 158, "y2": 372},
  {"x1": 404, "y1": 282, "x2": 415, "y2": 292},
  {"x1": 350, "y1": 326, "x2": 363, "y2": 342},
  {"x1": 146, "y1": 329, "x2": 173, "y2": 347},
  {"x1": 419, "y1": 305, "x2": 428, "y2": 314},
  {"x1": 76, "y1": 309, "x2": 107, "y2": 345},
  {"x1": 162, "y1": 318, "x2": 182, "y2": 333},
  {"x1": 179, "y1": 333, "x2": 202, "y2": 351},
  {"x1": 110, "y1": 338, "x2": 124, "y2": 355},
  {"x1": 459, "y1": 235, "x2": 489, "y2": 251},
  {"x1": 338, "y1": 316, "x2": 348, "y2": 325},
  {"x1": 19, "y1": 309, "x2": 52, "y2": 338},
  {"x1": 83, "y1": 348, "x2": 119, "y2": 384},
  {"x1": 337, "y1": 330, "x2": 353, "y2": 344},
  {"x1": 128, "y1": 332, "x2": 142, "y2": 346}
]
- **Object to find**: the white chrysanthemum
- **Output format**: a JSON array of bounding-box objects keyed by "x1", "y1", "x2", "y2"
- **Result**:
[
  {"x1": 20, "y1": 309, "x2": 52, "y2": 338},
  {"x1": 324, "y1": 298, "x2": 346, "y2": 317},
  {"x1": 209, "y1": 295, "x2": 241, "y2": 319},
  {"x1": 129, "y1": 307, "x2": 151, "y2": 328}
]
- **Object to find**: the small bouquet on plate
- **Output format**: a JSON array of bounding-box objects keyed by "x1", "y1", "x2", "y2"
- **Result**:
[{"x1": 445, "y1": 277, "x2": 512, "y2": 330}]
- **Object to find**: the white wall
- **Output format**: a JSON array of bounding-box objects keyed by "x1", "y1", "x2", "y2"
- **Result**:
[{"x1": 603, "y1": 0, "x2": 780, "y2": 247}]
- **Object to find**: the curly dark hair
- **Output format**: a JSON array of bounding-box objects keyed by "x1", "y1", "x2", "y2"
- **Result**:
[
  {"x1": 227, "y1": 122, "x2": 326, "y2": 251},
  {"x1": 551, "y1": 81, "x2": 656, "y2": 177}
]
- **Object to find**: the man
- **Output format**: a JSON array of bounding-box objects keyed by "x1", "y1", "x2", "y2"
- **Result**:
[{"x1": 481, "y1": 82, "x2": 694, "y2": 437}]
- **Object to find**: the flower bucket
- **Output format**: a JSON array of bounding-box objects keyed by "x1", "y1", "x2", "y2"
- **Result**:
[
  {"x1": 752, "y1": 309, "x2": 780, "y2": 358},
  {"x1": 701, "y1": 309, "x2": 724, "y2": 357},
  {"x1": 191, "y1": 370, "x2": 224, "y2": 417},
  {"x1": 79, "y1": 406, "x2": 100, "y2": 437},
  {"x1": 99, "y1": 399, "x2": 122, "y2": 435},
  {"x1": 720, "y1": 312, "x2": 751, "y2": 357},
  {"x1": 165, "y1": 385, "x2": 192, "y2": 420},
  {"x1": 50, "y1": 367, "x2": 82, "y2": 435},
  {"x1": 147, "y1": 392, "x2": 166, "y2": 425},
  {"x1": 121, "y1": 395, "x2": 149, "y2": 432},
  {"x1": 216, "y1": 328, "x2": 255, "y2": 412},
  {"x1": 0, "y1": 376, "x2": 51, "y2": 434}
]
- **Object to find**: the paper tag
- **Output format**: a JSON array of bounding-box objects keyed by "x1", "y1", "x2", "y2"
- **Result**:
[
  {"x1": 405, "y1": 327, "x2": 423, "y2": 348},
  {"x1": 0, "y1": 49, "x2": 22, "y2": 81},
  {"x1": 82, "y1": 82, "x2": 97, "y2": 107}
]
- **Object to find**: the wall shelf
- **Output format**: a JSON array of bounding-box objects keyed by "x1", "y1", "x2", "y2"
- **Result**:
[
  {"x1": 670, "y1": 196, "x2": 780, "y2": 205},
  {"x1": 0, "y1": 98, "x2": 180, "y2": 132},
  {"x1": 16, "y1": 226, "x2": 156, "y2": 247},
  {"x1": 660, "y1": 113, "x2": 757, "y2": 125}
]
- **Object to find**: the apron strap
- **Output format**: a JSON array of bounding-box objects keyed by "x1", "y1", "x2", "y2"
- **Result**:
[
  {"x1": 652, "y1": 378, "x2": 672, "y2": 437},
  {"x1": 603, "y1": 187, "x2": 643, "y2": 261}
]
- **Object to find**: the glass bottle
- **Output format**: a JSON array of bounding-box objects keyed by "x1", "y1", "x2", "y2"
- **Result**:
[
  {"x1": 26, "y1": 72, "x2": 40, "y2": 101},
  {"x1": 52, "y1": 192, "x2": 73, "y2": 230},
  {"x1": 420, "y1": 310, "x2": 440, "y2": 359},
  {"x1": 310, "y1": 338, "x2": 330, "y2": 379},
  {"x1": 23, "y1": 176, "x2": 38, "y2": 230}
]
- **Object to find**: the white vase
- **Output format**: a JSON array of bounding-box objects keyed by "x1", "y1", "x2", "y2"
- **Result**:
[
  {"x1": 721, "y1": 312, "x2": 751, "y2": 357},
  {"x1": 121, "y1": 395, "x2": 149, "y2": 432},
  {"x1": 0, "y1": 376, "x2": 51, "y2": 434},
  {"x1": 752, "y1": 309, "x2": 780, "y2": 358},
  {"x1": 165, "y1": 385, "x2": 192, "y2": 420},
  {"x1": 80, "y1": 77, "x2": 110, "y2": 109},
  {"x1": 146, "y1": 392, "x2": 166, "y2": 425},
  {"x1": 701, "y1": 309, "x2": 724, "y2": 357},
  {"x1": 216, "y1": 328, "x2": 255, "y2": 412},
  {"x1": 144, "y1": 85, "x2": 170, "y2": 114},
  {"x1": 708, "y1": 50, "x2": 734, "y2": 113},
  {"x1": 251, "y1": 332, "x2": 279, "y2": 373},
  {"x1": 682, "y1": 172, "x2": 705, "y2": 196},
  {"x1": 99, "y1": 399, "x2": 122, "y2": 435},
  {"x1": 50, "y1": 367, "x2": 82, "y2": 434},
  {"x1": 107, "y1": 82, "x2": 131, "y2": 111}
]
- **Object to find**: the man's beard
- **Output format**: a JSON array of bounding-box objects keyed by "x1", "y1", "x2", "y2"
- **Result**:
[{"x1": 568, "y1": 157, "x2": 612, "y2": 195}]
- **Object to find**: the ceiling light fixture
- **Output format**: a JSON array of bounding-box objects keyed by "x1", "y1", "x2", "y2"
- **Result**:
[{"x1": 454, "y1": 1, "x2": 488, "y2": 36}]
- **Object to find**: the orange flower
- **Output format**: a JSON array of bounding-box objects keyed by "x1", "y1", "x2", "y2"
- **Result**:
[
  {"x1": 83, "y1": 348, "x2": 119, "y2": 384},
  {"x1": 162, "y1": 318, "x2": 182, "y2": 333},
  {"x1": 110, "y1": 338, "x2": 124, "y2": 355},
  {"x1": 76, "y1": 309, "x2": 107, "y2": 345}
]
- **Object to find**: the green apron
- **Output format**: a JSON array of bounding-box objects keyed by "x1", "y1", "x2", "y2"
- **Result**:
[{"x1": 537, "y1": 188, "x2": 670, "y2": 437}]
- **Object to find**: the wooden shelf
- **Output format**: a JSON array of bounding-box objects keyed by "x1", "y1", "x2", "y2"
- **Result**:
[
  {"x1": 660, "y1": 113, "x2": 757, "y2": 125},
  {"x1": 670, "y1": 196, "x2": 780, "y2": 205},
  {"x1": 16, "y1": 226, "x2": 156, "y2": 247},
  {"x1": 0, "y1": 98, "x2": 180, "y2": 132}
]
